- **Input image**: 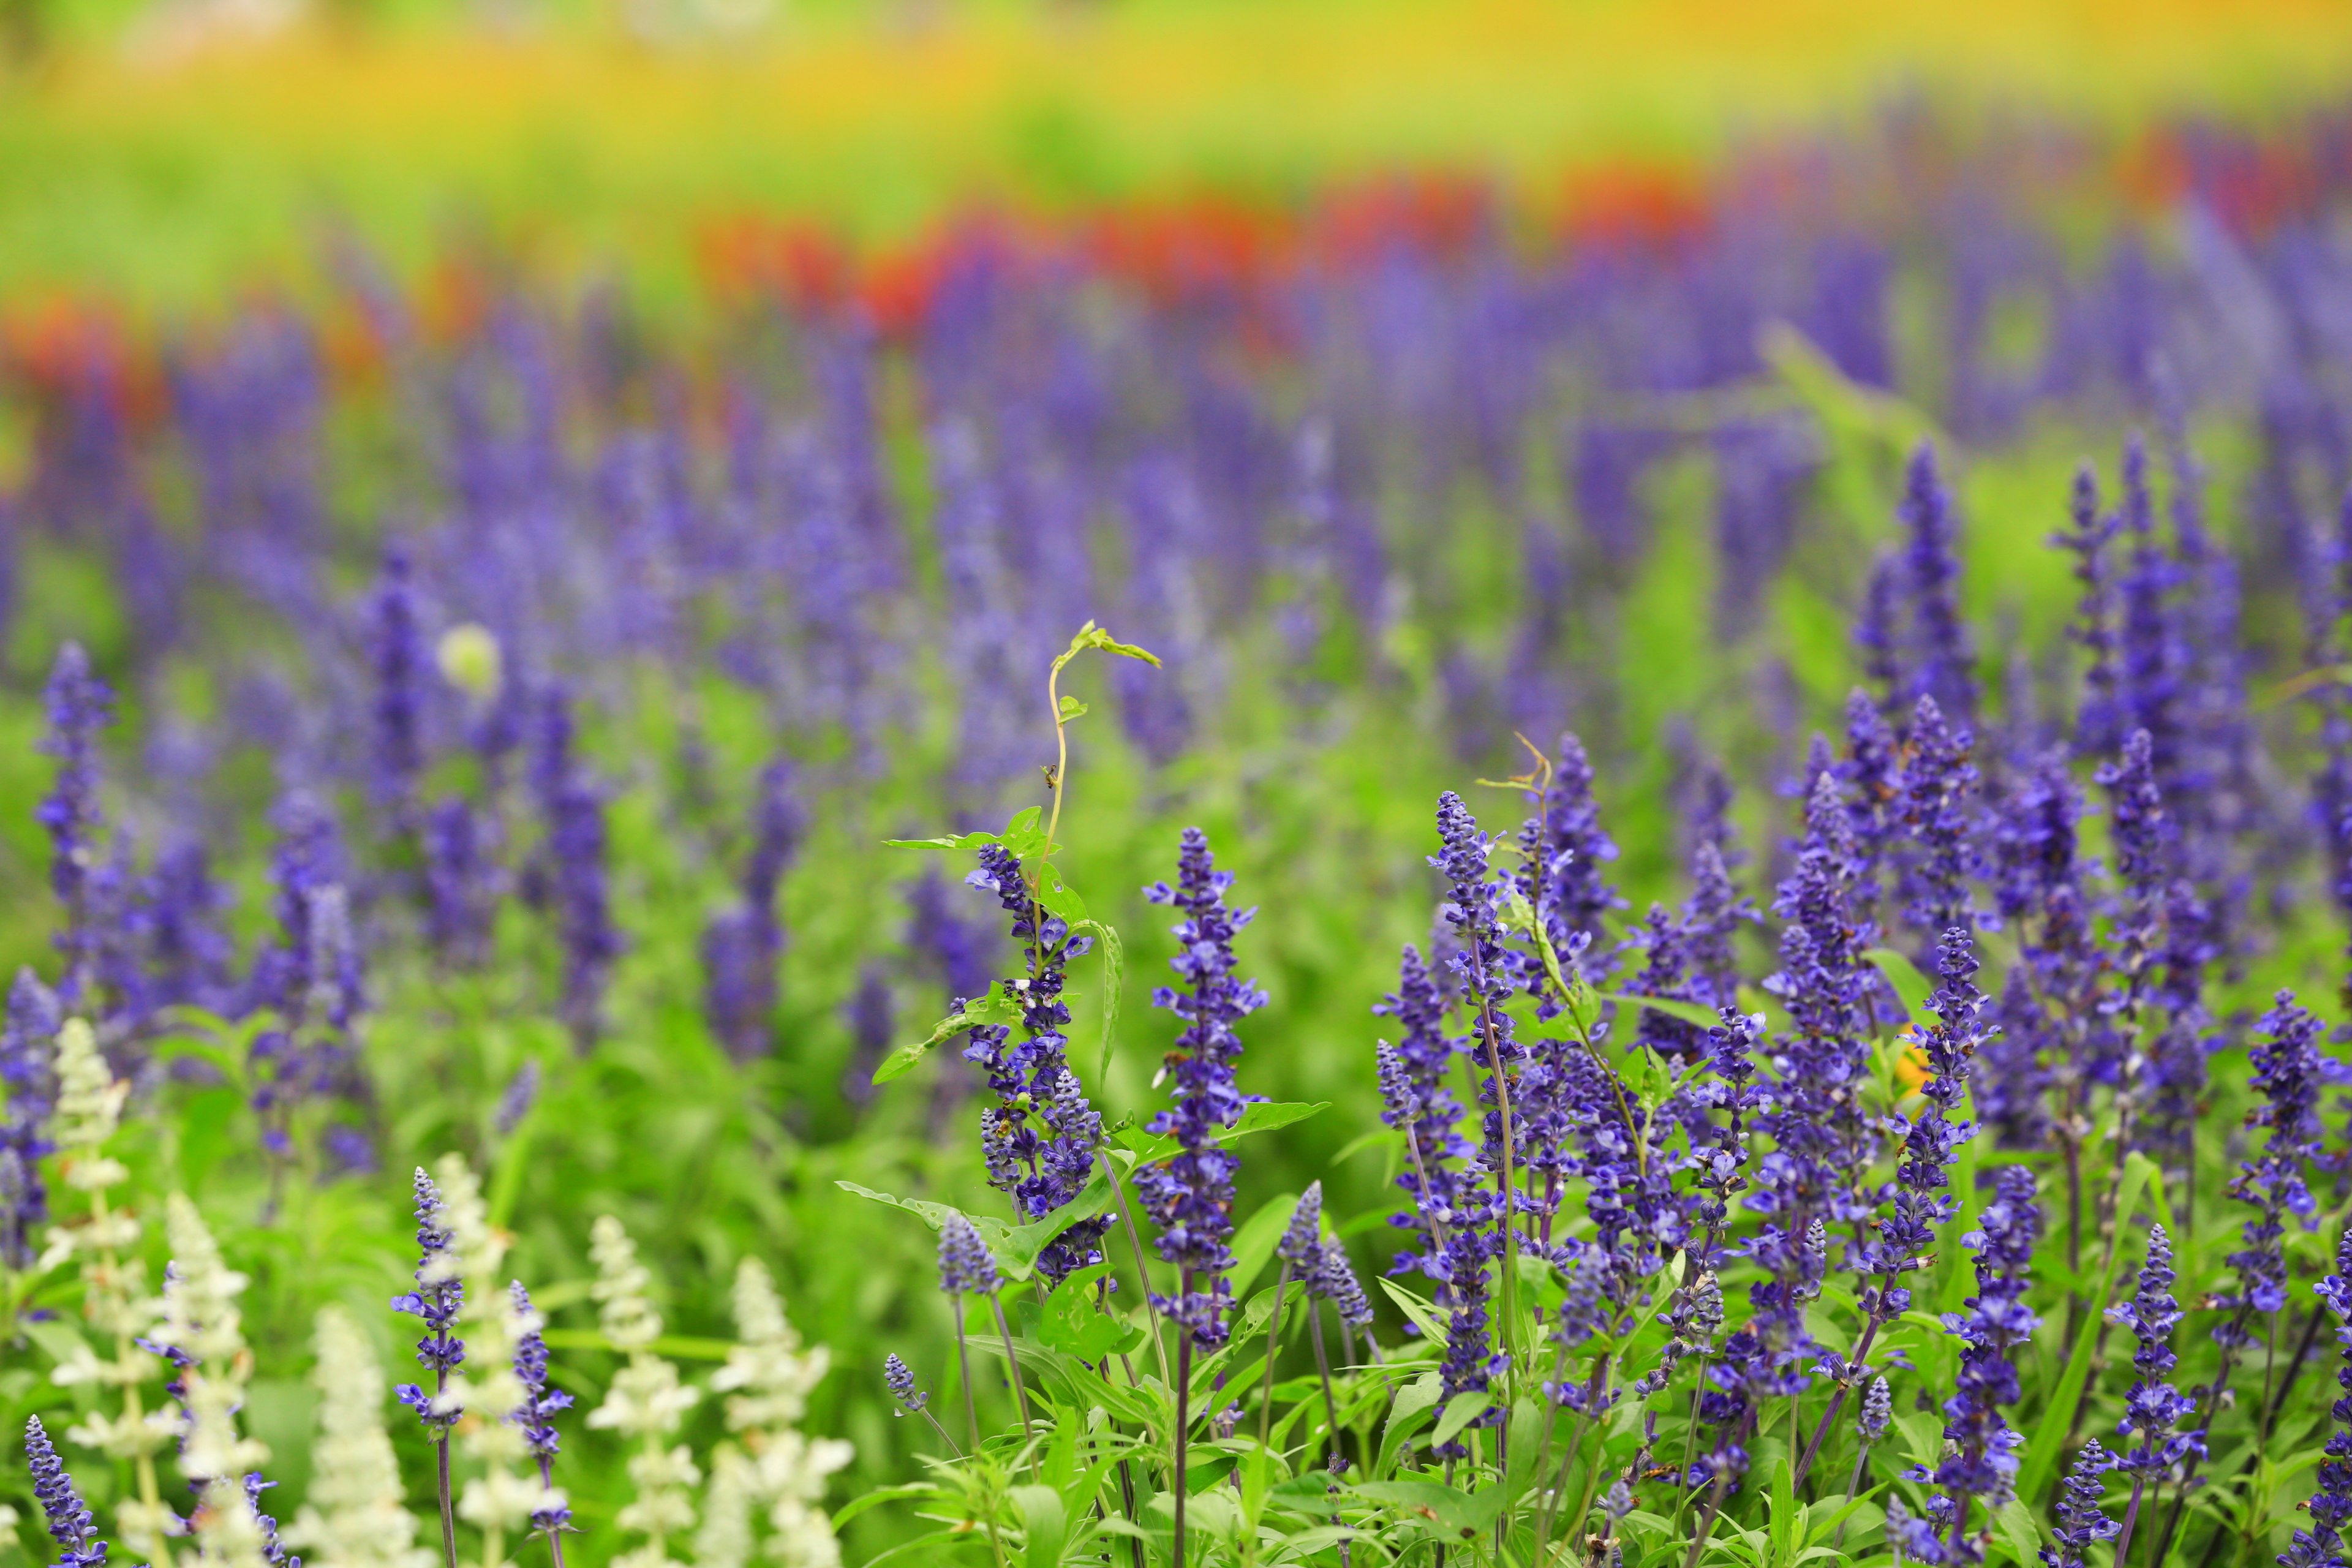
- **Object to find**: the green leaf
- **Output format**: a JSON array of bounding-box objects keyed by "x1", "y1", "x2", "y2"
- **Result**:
[
  {"x1": 1596, "y1": 991, "x2": 1724, "y2": 1031},
  {"x1": 1039, "y1": 1264, "x2": 1145, "y2": 1360},
  {"x1": 2018, "y1": 1155, "x2": 2150, "y2": 1504},
  {"x1": 1033, "y1": 866, "x2": 1087, "y2": 924},
  {"x1": 1769, "y1": 1455, "x2": 1796, "y2": 1561},
  {"x1": 1057, "y1": 695, "x2": 1089, "y2": 721},
  {"x1": 826, "y1": 1484, "x2": 935, "y2": 1529},
  {"x1": 1991, "y1": 1497, "x2": 2043, "y2": 1567},
  {"x1": 1431, "y1": 1390, "x2": 1491, "y2": 1450},
  {"x1": 1079, "y1": 921, "x2": 1125, "y2": 1079},
  {"x1": 872, "y1": 986, "x2": 1025, "y2": 1084},
  {"x1": 1375, "y1": 1277, "x2": 1452, "y2": 1345},
  {"x1": 1012, "y1": 1484, "x2": 1066, "y2": 1568},
  {"x1": 538, "y1": 1328, "x2": 734, "y2": 1360},
  {"x1": 1861, "y1": 946, "x2": 1934, "y2": 1027},
  {"x1": 1228, "y1": 1191, "x2": 1304, "y2": 1295},
  {"x1": 1118, "y1": 1101, "x2": 1330, "y2": 1164},
  {"x1": 1054, "y1": 619, "x2": 1163, "y2": 674},
  {"x1": 881, "y1": 831, "x2": 998, "y2": 851},
  {"x1": 998, "y1": 806, "x2": 1051, "y2": 861}
]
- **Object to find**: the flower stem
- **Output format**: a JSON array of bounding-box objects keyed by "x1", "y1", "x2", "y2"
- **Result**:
[
  {"x1": 1257, "y1": 1264, "x2": 1291, "y2": 1452},
  {"x1": 1174, "y1": 1329, "x2": 1194, "y2": 1568},
  {"x1": 988, "y1": 1295, "x2": 1040, "y2": 1477}
]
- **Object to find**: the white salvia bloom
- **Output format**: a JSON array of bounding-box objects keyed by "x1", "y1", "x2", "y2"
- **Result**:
[
  {"x1": 692, "y1": 1446, "x2": 756, "y2": 1568},
  {"x1": 284, "y1": 1305, "x2": 435, "y2": 1568},
  {"x1": 155, "y1": 1194, "x2": 270, "y2": 1568},
  {"x1": 429, "y1": 1154, "x2": 552, "y2": 1552},
  {"x1": 0, "y1": 1502, "x2": 19, "y2": 1555},
  {"x1": 711, "y1": 1259, "x2": 827, "y2": 1434},
  {"x1": 50, "y1": 1019, "x2": 130, "y2": 1193},
  {"x1": 750, "y1": 1434, "x2": 852, "y2": 1568},
  {"x1": 588, "y1": 1215, "x2": 700, "y2": 1564},
  {"x1": 590, "y1": 1214, "x2": 664, "y2": 1351}
]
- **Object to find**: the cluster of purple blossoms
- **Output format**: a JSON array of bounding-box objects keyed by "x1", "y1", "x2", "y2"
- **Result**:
[
  {"x1": 424, "y1": 796, "x2": 493, "y2": 967},
  {"x1": 37, "y1": 642, "x2": 115, "y2": 1003},
  {"x1": 2286, "y1": 1231, "x2": 2352, "y2": 1568},
  {"x1": 2041, "y1": 1440, "x2": 2117, "y2": 1568},
  {"x1": 1892, "y1": 696, "x2": 1981, "y2": 943},
  {"x1": 702, "y1": 758, "x2": 802, "y2": 1061},
  {"x1": 2217, "y1": 992, "x2": 2328, "y2": 1351},
  {"x1": 962, "y1": 843, "x2": 1107, "y2": 1286},
  {"x1": 884, "y1": 1352, "x2": 927, "y2": 1416},
  {"x1": 1374, "y1": 946, "x2": 1469, "y2": 1295},
  {"x1": 1860, "y1": 930, "x2": 1989, "y2": 1311},
  {"x1": 1136, "y1": 828, "x2": 1266, "y2": 1349},
  {"x1": 2095, "y1": 729, "x2": 2168, "y2": 1022},
  {"x1": 369, "y1": 543, "x2": 426, "y2": 819},
  {"x1": 26, "y1": 1414, "x2": 108, "y2": 1568},
  {"x1": 2106, "y1": 1223, "x2": 2195, "y2": 1482},
  {"x1": 2053, "y1": 462, "x2": 2121, "y2": 761},
  {"x1": 0, "y1": 969, "x2": 62, "y2": 1270},
  {"x1": 1897, "y1": 442, "x2": 1978, "y2": 726},
  {"x1": 1918, "y1": 1164, "x2": 2041, "y2": 1561},
  {"x1": 1841, "y1": 690, "x2": 1901, "y2": 922},
  {"x1": 1515, "y1": 734, "x2": 1624, "y2": 990},
  {"x1": 510, "y1": 1280, "x2": 574, "y2": 1540},
  {"x1": 530, "y1": 686, "x2": 619, "y2": 1047},
  {"x1": 246, "y1": 1474, "x2": 298, "y2": 1568},
  {"x1": 937, "y1": 1213, "x2": 1000, "y2": 1297},
  {"x1": 391, "y1": 1169, "x2": 466, "y2": 1434}
]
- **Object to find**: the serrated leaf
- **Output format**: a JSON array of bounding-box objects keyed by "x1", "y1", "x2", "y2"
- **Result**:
[
  {"x1": 1596, "y1": 990, "x2": 1724, "y2": 1031},
  {"x1": 1118, "y1": 1101, "x2": 1330, "y2": 1164},
  {"x1": 871, "y1": 986, "x2": 1024, "y2": 1084},
  {"x1": 1431, "y1": 1390, "x2": 1491, "y2": 1449}
]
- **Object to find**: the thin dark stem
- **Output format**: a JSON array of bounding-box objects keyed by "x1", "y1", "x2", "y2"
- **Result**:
[
  {"x1": 988, "y1": 1296, "x2": 1040, "y2": 1477},
  {"x1": 1680, "y1": 1476, "x2": 1729, "y2": 1568},
  {"x1": 1258, "y1": 1264, "x2": 1292, "y2": 1451},
  {"x1": 954, "y1": 1308, "x2": 983, "y2": 1454},
  {"x1": 1833, "y1": 1442, "x2": 1871, "y2": 1549},
  {"x1": 433, "y1": 1361, "x2": 458, "y2": 1568},
  {"x1": 1793, "y1": 1295, "x2": 1891, "y2": 1490},
  {"x1": 2112, "y1": 1474, "x2": 2146, "y2": 1567},
  {"x1": 533, "y1": 1458, "x2": 570, "y2": 1568},
  {"x1": 1099, "y1": 1148, "x2": 1172, "y2": 1391},
  {"x1": 1307, "y1": 1306, "x2": 1344, "y2": 1472}
]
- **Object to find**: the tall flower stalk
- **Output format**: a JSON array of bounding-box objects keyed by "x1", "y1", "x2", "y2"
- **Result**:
[
  {"x1": 285, "y1": 1305, "x2": 437, "y2": 1568},
  {"x1": 586, "y1": 1213, "x2": 698, "y2": 1568}
]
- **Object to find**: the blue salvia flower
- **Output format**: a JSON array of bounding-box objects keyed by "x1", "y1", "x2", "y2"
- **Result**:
[
  {"x1": 244, "y1": 1474, "x2": 298, "y2": 1568},
  {"x1": 1277, "y1": 1182, "x2": 1324, "y2": 1273},
  {"x1": 0, "y1": 968, "x2": 62, "y2": 1270},
  {"x1": 702, "y1": 760, "x2": 800, "y2": 1061},
  {"x1": 1679, "y1": 839, "x2": 1756, "y2": 1011},
  {"x1": 906, "y1": 866, "x2": 996, "y2": 1011},
  {"x1": 369, "y1": 542, "x2": 426, "y2": 817},
  {"x1": 2114, "y1": 435, "x2": 2184, "y2": 795},
  {"x1": 423, "y1": 796, "x2": 492, "y2": 967},
  {"x1": 884, "y1": 1353, "x2": 927, "y2": 1416},
  {"x1": 1433, "y1": 791, "x2": 1525, "y2": 1193},
  {"x1": 937, "y1": 1215, "x2": 1000, "y2": 1297},
  {"x1": 1629, "y1": 905, "x2": 1705, "y2": 1062},
  {"x1": 1899, "y1": 442, "x2": 1977, "y2": 725},
  {"x1": 2106, "y1": 1223, "x2": 2195, "y2": 1479},
  {"x1": 963, "y1": 840, "x2": 1109, "y2": 1287},
  {"x1": 390, "y1": 1169, "x2": 466, "y2": 1433},
  {"x1": 1855, "y1": 553, "x2": 1906, "y2": 714},
  {"x1": 1922, "y1": 1164, "x2": 2041, "y2": 1559},
  {"x1": 1136, "y1": 827, "x2": 1266, "y2": 1349},
  {"x1": 1313, "y1": 1239, "x2": 1375, "y2": 1330},
  {"x1": 1991, "y1": 751, "x2": 2079, "y2": 929},
  {"x1": 1893, "y1": 696, "x2": 1980, "y2": 941},
  {"x1": 2051, "y1": 461, "x2": 2121, "y2": 761},
  {"x1": 2285, "y1": 1231, "x2": 2352, "y2": 1568},
  {"x1": 2039, "y1": 1439, "x2": 2117, "y2": 1568},
  {"x1": 1374, "y1": 946, "x2": 1468, "y2": 1295},
  {"x1": 2141, "y1": 881, "x2": 2217, "y2": 1161},
  {"x1": 1517, "y1": 735, "x2": 1624, "y2": 990},
  {"x1": 495, "y1": 1060, "x2": 540, "y2": 1137},
  {"x1": 26, "y1": 1414, "x2": 108, "y2": 1568},
  {"x1": 1841, "y1": 687, "x2": 1901, "y2": 924},
  {"x1": 1860, "y1": 1374, "x2": 1891, "y2": 1442},
  {"x1": 532, "y1": 687, "x2": 619, "y2": 1046},
  {"x1": 510, "y1": 1281, "x2": 575, "y2": 1539},
  {"x1": 37, "y1": 641, "x2": 115, "y2": 1001},
  {"x1": 2218, "y1": 992, "x2": 2328, "y2": 1351},
  {"x1": 146, "y1": 840, "x2": 235, "y2": 1012}
]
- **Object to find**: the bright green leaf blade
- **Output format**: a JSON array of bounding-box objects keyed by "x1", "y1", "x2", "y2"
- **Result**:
[
  {"x1": 1117, "y1": 1101, "x2": 1330, "y2": 1164},
  {"x1": 1860, "y1": 946, "x2": 1934, "y2": 1026},
  {"x1": 1013, "y1": 1485, "x2": 1066, "y2": 1568},
  {"x1": 1992, "y1": 1497, "x2": 2043, "y2": 1567},
  {"x1": 1596, "y1": 990, "x2": 1724, "y2": 1031},
  {"x1": 1431, "y1": 1390, "x2": 1492, "y2": 1450}
]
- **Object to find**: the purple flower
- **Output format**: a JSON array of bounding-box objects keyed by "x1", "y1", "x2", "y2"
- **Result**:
[
  {"x1": 1922, "y1": 1164, "x2": 2041, "y2": 1559},
  {"x1": 2106, "y1": 1223, "x2": 2195, "y2": 1479},
  {"x1": 2040, "y1": 1439, "x2": 2117, "y2": 1568},
  {"x1": 0, "y1": 969, "x2": 62, "y2": 1270},
  {"x1": 2096, "y1": 729, "x2": 2168, "y2": 1023},
  {"x1": 906, "y1": 867, "x2": 996, "y2": 1009},
  {"x1": 1374, "y1": 946, "x2": 1469, "y2": 1295},
  {"x1": 2218, "y1": 992, "x2": 2328, "y2": 1346},
  {"x1": 840, "y1": 963, "x2": 895, "y2": 1104},
  {"x1": 2051, "y1": 461, "x2": 2120, "y2": 761},
  {"x1": 1899, "y1": 442, "x2": 1978, "y2": 725},
  {"x1": 390, "y1": 1169, "x2": 465, "y2": 1433},
  {"x1": 1136, "y1": 828, "x2": 1267, "y2": 1349},
  {"x1": 937, "y1": 1214, "x2": 1000, "y2": 1297},
  {"x1": 423, "y1": 797, "x2": 493, "y2": 967},
  {"x1": 706, "y1": 767, "x2": 808, "y2": 1058},
  {"x1": 962, "y1": 843, "x2": 1108, "y2": 1286},
  {"x1": 244, "y1": 1474, "x2": 298, "y2": 1568},
  {"x1": 2286, "y1": 1231, "x2": 2352, "y2": 1568},
  {"x1": 1991, "y1": 752, "x2": 2079, "y2": 927},
  {"x1": 1311, "y1": 1239, "x2": 1375, "y2": 1329},
  {"x1": 884, "y1": 1352, "x2": 927, "y2": 1416},
  {"x1": 495, "y1": 1060, "x2": 540, "y2": 1137},
  {"x1": 1855, "y1": 554, "x2": 1905, "y2": 714},
  {"x1": 146, "y1": 840, "x2": 235, "y2": 1012},
  {"x1": 1629, "y1": 905, "x2": 1703, "y2": 1061},
  {"x1": 37, "y1": 642, "x2": 115, "y2": 1001},
  {"x1": 1516, "y1": 736, "x2": 1624, "y2": 990},
  {"x1": 510, "y1": 1281, "x2": 574, "y2": 1538},
  {"x1": 1892, "y1": 696, "x2": 1980, "y2": 941},
  {"x1": 533, "y1": 688, "x2": 618, "y2": 1047},
  {"x1": 26, "y1": 1414, "x2": 108, "y2": 1568},
  {"x1": 369, "y1": 543, "x2": 426, "y2": 816},
  {"x1": 2115, "y1": 435, "x2": 2184, "y2": 796},
  {"x1": 1278, "y1": 1183, "x2": 1324, "y2": 1272},
  {"x1": 1681, "y1": 839, "x2": 1756, "y2": 1011}
]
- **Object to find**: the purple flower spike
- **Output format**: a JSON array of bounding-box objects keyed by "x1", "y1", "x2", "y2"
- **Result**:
[
  {"x1": 937, "y1": 1214, "x2": 1000, "y2": 1297},
  {"x1": 2106, "y1": 1224, "x2": 2193, "y2": 1478},
  {"x1": 1899, "y1": 441, "x2": 1977, "y2": 725},
  {"x1": 2041, "y1": 1440, "x2": 2117, "y2": 1568},
  {"x1": 2218, "y1": 992, "x2": 2328, "y2": 1347},
  {"x1": 369, "y1": 543, "x2": 426, "y2": 818},
  {"x1": 1137, "y1": 828, "x2": 1267, "y2": 1349},
  {"x1": 2286, "y1": 1231, "x2": 2352, "y2": 1568},
  {"x1": 1893, "y1": 696, "x2": 1980, "y2": 941},
  {"x1": 390, "y1": 1169, "x2": 465, "y2": 1433},
  {"x1": 37, "y1": 642, "x2": 115, "y2": 1001},
  {"x1": 962, "y1": 839, "x2": 1109, "y2": 1287},
  {"x1": 1278, "y1": 1183, "x2": 1324, "y2": 1272},
  {"x1": 0, "y1": 969, "x2": 62, "y2": 1270},
  {"x1": 1920, "y1": 1164, "x2": 2041, "y2": 1558},
  {"x1": 26, "y1": 1414, "x2": 109, "y2": 1568},
  {"x1": 510, "y1": 1280, "x2": 574, "y2": 1539},
  {"x1": 1373, "y1": 947, "x2": 1468, "y2": 1295}
]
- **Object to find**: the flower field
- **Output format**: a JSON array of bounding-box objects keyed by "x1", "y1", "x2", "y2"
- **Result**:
[{"x1": 9, "y1": 10, "x2": 2352, "y2": 1567}]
